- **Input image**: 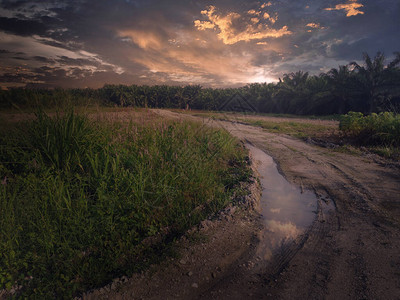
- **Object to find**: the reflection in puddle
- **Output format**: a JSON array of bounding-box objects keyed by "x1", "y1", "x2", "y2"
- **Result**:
[{"x1": 246, "y1": 144, "x2": 318, "y2": 260}]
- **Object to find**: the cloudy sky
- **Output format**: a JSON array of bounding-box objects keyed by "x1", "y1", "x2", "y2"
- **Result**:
[{"x1": 0, "y1": 0, "x2": 399, "y2": 88}]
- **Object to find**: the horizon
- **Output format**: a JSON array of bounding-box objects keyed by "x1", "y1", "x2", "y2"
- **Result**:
[{"x1": 0, "y1": 0, "x2": 399, "y2": 89}]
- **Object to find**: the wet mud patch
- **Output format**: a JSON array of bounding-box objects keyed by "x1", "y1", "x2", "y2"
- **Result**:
[{"x1": 246, "y1": 144, "x2": 319, "y2": 261}]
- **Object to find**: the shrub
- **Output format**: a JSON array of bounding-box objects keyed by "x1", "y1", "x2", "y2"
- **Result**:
[{"x1": 339, "y1": 111, "x2": 400, "y2": 146}]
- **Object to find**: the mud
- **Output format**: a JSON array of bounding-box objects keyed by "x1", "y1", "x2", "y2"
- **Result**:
[{"x1": 83, "y1": 109, "x2": 400, "y2": 299}]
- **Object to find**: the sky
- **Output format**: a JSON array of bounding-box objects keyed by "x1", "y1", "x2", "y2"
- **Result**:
[{"x1": 0, "y1": 0, "x2": 399, "y2": 89}]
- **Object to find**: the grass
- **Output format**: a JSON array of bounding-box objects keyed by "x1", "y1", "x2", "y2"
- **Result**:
[
  {"x1": 185, "y1": 110, "x2": 341, "y2": 121},
  {"x1": 0, "y1": 109, "x2": 251, "y2": 298},
  {"x1": 369, "y1": 146, "x2": 400, "y2": 160},
  {"x1": 339, "y1": 112, "x2": 400, "y2": 160},
  {"x1": 239, "y1": 119, "x2": 335, "y2": 138},
  {"x1": 340, "y1": 112, "x2": 400, "y2": 146},
  {"x1": 178, "y1": 110, "x2": 338, "y2": 139}
]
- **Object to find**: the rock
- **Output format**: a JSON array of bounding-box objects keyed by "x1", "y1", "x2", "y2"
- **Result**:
[
  {"x1": 191, "y1": 283, "x2": 199, "y2": 288},
  {"x1": 179, "y1": 259, "x2": 187, "y2": 265},
  {"x1": 200, "y1": 220, "x2": 213, "y2": 231}
]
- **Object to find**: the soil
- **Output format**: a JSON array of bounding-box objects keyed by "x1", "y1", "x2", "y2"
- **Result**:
[{"x1": 82, "y1": 109, "x2": 400, "y2": 300}]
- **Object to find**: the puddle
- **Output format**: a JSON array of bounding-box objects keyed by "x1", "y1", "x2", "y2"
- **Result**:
[{"x1": 246, "y1": 144, "x2": 319, "y2": 260}]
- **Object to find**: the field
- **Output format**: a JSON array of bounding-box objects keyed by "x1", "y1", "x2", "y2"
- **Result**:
[{"x1": 0, "y1": 108, "x2": 251, "y2": 298}]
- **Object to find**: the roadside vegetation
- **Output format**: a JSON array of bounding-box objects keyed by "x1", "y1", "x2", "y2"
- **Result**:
[
  {"x1": 187, "y1": 109, "x2": 400, "y2": 160},
  {"x1": 0, "y1": 109, "x2": 251, "y2": 298},
  {"x1": 339, "y1": 111, "x2": 400, "y2": 159},
  {"x1": 185, "y1": 110, "x2": 339, "y2": 139},
  {"x1": 239, "y1": 119, "x2": 335, "y2": 139}
]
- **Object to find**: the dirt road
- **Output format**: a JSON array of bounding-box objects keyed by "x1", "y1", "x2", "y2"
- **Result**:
[{"x1": 85, "y1": 110, "x2": 400, "y2": 299}]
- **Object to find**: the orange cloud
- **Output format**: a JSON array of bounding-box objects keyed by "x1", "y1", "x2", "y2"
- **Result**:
[
  {"x1": 324, "y1": 1, "x2": 364, "y2": 17},
  {"x1": 248, "y1": 9, "x2": 260, "y2": 16},
  {"x1": 261, "y1": 2, "x2": 272, "y2": 9},
  {"x1": 305, "y1": 22, "x2": 326, "y2": 31},
  {"x1": 118, "y1": 29, "x2": 163, "y2": 50},
  {"x1": 116, "y1": 27, "x2": 273, "y2": 86},
  {"x1": 306, "y1": 23, "x2": 320, "y2": 28},
  {"x1": 194, "y1": 5, "x2": 291, "y2": 45},
  {"x1": 193, "y1": 20, "x2": 215, "y2": 31},
  {"x1": 263, "y1": 12, "x2": 277, "y2": 24}
]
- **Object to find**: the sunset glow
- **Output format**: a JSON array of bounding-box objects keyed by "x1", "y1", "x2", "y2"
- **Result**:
[{"x1": 0, "y1": 0, "x2": 398, "y2": 89}]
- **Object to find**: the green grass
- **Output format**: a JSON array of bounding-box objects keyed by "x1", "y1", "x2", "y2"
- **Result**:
[
  {"x1": 369, "y1": 146, "x2": 400, "y2": 160},
  {"x1": 340, "y1": 112, "x2": 400, "y2": 146},
  {"x1": 339, "y1": 112, "x2": 400, "y2": 159},
  {"x1": 181, "y1": 111, "x2": 338, "y2": 139},
  {"x1": 0, "y1": 109, "x2": 251, "y2": 298},
  {"x1": 228, "y1": 118, "x2": 334, "y2": 138},
  {"x1": 187, "y1": 110, "x2": 341, "y2": 121}
]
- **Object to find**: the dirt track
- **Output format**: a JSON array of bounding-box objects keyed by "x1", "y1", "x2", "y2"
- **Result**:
[{"x1": 85, "y1": 110, "x2": 400, "y2": 299}]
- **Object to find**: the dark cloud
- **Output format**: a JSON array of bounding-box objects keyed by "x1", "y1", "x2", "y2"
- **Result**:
[
  {"x1": 0, "y1": 0, "x2": 29, "y2": 10},
  {"x1": 11, "y1": 56, "x2": 28, "y2": 60},
  {"x1": 0, "y1": 17, "x2": 48, "y2": 36},
  {"x1": 32, "y1": 55, "x2": 55, "y2": 63},
  {"x1": 55, "y1": 56, "x2": 102, "y2": 67}
]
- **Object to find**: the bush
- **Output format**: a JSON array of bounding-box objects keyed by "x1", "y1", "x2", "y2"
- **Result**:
[{"x1": 339, "y1": 111, "x2": 400, "y2": 146}]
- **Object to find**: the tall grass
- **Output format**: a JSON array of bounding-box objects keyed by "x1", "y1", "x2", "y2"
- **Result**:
[{"x1": 0, "y1": 110, "x2": 251, "y2": 298}]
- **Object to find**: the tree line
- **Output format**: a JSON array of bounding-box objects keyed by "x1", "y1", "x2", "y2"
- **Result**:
[{"x1": 1, "y1": 52, "x2": 399, "y2": 115}]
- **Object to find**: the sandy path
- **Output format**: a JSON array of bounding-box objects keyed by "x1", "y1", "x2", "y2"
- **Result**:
[{"x1": 84, "y1": 109, "x2": 400, "y2": 299}]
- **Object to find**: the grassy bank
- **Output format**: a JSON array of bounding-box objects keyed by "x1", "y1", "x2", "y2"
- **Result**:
[
  {"x1": 340, "y1": 112, "x2": 400, "y2": 146},
  {"x1": 339, "y1": 112, "x2": 400, "y2": 159},
  {"x1": 0, "y1": 109, "x2": 251, "y2": 298}
]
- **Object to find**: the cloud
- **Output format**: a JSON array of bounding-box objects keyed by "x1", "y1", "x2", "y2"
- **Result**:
[
  {"x1": 194, "y1": 5, "x2": 291, "y2": 45},
  {"x1": 0, "y1": 31, "x2": 125, "y2": 87},
  {"x1": 324, "y1": 1, "x2": 365, "y2": 17},
  {"x1": 306, "y1": 23, "x2": 320, "y2": 28},
  {"x1": 118, "y1": 29, "x2": 165, "y2": 50},
  {"x1": 0, "y1": 17, "x2": 48, "y2": 36},
  {"x1": 305, "y1": 22, "x2": 326, "y2": 32},
  {"x1": 0, "y1": 0, "x2": 398, "y2": 89},
  {"x1": 261, "y1": 2, "x2": 273, "y2": 9},
  {"x1": 116, "y1": 22, "x2": 284, "y2": 87},
  {"x1": 263, "y1": 12, "x2": 277, "y2": 24}
]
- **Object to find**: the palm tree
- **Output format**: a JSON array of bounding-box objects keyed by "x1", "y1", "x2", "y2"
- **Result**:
[
  {"x1": 326, "y1": 65, "x2": 353, "y2": 114},
  {"x1": 274, "y1": 71, "x2": 310, "y2": 114},
  {"x1": 350, "y1": 52, "x2": 400, "y2": 113}
]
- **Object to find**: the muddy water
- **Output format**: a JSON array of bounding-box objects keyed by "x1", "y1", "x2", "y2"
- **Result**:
[{"x1": 247, "y1": 144, "x2": 319, "y2": 261}]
